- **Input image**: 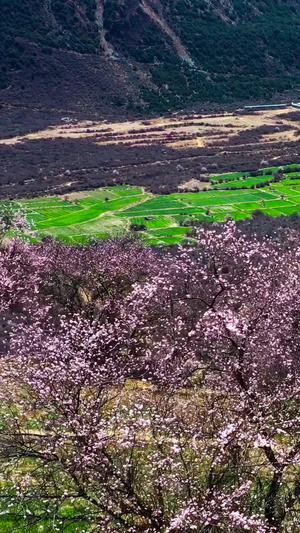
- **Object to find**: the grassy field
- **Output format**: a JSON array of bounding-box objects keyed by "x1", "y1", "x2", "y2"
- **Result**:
[
  {"x1": 209, "y1": 171, "x2": 250, "y2": 182},
  {"x1": 4, "y1": 165, "x2": 300, "y2": 246},
  {"x1": 0, "y1": 515, "x2": 90, "y2": 532},
  {"x1": 212, "y1": 176, "x2": 273, "y2": 189}
]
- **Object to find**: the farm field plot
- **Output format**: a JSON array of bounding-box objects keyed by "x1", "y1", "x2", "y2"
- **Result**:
[
  {"x1": 271, "y1": 186, "x2": 300, "y2": 196},
  {"x1": 209, "y1": 165, "x2": 300, "y2": 184},
  {"x1": 147, "y1": 227, "x2": 189, "y2": 236},
  {"x1": 6, "y1": 187, "x2": 151, "y2": 242},
  {"x1": 36, "y1": 196, "x2": 150, "y2": 229},
  {"x1": 274, "y1": 179, "x2": 300, "y2": 187},
  {"x1": 212, "y1": 176, "x2": 273, "y2": 189},
  {"x1": 275, "y1": 206, "x2": 300, "y2": 215},
  {"x1": 281, "y1": 173, "x2": 300, "y2": 178},
  {"x1": 4, "y1": 164, "x2": 300, "y2": 245},
  {"x1": 261, "y1": 164, "x2": 300, "y2": 173},
  {"x1": 129, "y1": 215, "x2": 175, "y2": 228},
  {"x1": 210, "y1": 172, "x2": 249, "y2": 182},
  {"x1": 43, "y1": 216, "x2": 127, "y2": 240}
]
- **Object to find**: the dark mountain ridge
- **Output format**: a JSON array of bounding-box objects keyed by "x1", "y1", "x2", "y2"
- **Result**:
[{"x1": 1, "y1": 0, "x2": 300, "y2": 120}]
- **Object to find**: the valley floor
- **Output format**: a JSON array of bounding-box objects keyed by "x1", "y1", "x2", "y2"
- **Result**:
[{"x1": 8, "y1": 164, "x2": 300, "y2": 245}]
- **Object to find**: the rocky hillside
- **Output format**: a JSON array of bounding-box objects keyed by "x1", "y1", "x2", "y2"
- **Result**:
[{"x1": 2, "y1": 0, "x2": 300, "y2": 117}]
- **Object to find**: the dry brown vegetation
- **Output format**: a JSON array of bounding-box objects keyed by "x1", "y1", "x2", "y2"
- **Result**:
[{"x1": 2, "y1": 107, "x2": 300, "y2": 149}]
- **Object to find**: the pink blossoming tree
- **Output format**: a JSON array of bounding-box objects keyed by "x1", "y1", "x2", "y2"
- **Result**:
[{"x1": 1, "y1": 227, "x2": 300, "y2": 531}]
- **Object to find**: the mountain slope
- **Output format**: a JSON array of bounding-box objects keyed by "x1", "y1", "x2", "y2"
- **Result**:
[{"x1": 1, "y1": 0, "x2": 300, "y2": 116}]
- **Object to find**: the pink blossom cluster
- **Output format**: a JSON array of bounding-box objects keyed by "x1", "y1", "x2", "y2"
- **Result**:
[{"x1": 0, "y1": 227, "x2": 300, "y2": 531}]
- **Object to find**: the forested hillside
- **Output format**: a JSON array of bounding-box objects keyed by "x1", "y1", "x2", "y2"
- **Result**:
[{"x1": 2, "y1": 0, "x2": 300, "y2": 114}]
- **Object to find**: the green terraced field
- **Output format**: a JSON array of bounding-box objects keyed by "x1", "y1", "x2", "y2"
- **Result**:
[
  {"x1": 3, "y1": 165, "x2": 300, "y2": 245},
  {"x1": 210, "y1": 171, "x2": 249, "y2": 182},
  {"x1": 212, "y1": 176, "x2": 273, "y2": 189}
]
